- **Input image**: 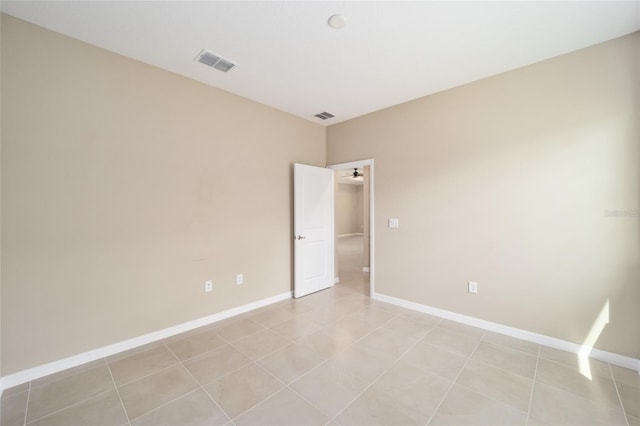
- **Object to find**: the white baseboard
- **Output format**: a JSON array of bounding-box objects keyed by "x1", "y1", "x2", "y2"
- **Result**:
[
  {"x1": 362, "y1": 267, "x2": 370, "y2": 272},
  {"x1": 373, "y1": 293, "x2": 640, "y2": 372},
  {"x1": 0, "y1": 292, "x2": 292, "y2": 392},
  {"x1": 337, "y1": 233, "x2": 364, "y2": 238}
]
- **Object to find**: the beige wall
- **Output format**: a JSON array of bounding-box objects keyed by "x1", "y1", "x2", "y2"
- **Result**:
[
  {"x1": 336, "y1": 183, "x2": 363, "y2": 235},
  {"x1": 0, "y1": 15, "x2": 325, "y2": 374},
  {"x1": 328, "y1": 33, "x2": 640, "y2": 358}
]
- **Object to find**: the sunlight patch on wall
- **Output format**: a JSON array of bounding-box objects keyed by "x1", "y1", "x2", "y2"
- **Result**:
[{"x1": 578, "y1": 299, "x2": 610, "y2": 380}]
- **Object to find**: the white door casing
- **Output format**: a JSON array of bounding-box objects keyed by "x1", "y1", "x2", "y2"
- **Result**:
[
  {"x1": 328, "y1": 159, "x2": 374, "y2": 297},
  {"x1": 293, "y1": 163, "x2": 335, "y2": 298}
]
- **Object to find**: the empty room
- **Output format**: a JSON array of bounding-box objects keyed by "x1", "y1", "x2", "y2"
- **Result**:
[{"x1": 1, "y1": 1, "x2": 639, "y2": 425}]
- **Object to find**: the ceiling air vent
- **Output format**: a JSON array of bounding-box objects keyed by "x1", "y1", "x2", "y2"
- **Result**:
[
  {"x1": 314, "y1": 112, "x2": 335, "y2": 120},
  {"x1": 195, "y1": 49, "x2": 235, "y2": 72}
]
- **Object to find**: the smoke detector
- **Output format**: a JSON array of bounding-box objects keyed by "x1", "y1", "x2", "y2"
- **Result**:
[
  {"x1": 195, "y1": 49, "x2": 235, "y2": 72},
  {"x1": 328, "y1": 14, "x2": 346, "y2": 29}
]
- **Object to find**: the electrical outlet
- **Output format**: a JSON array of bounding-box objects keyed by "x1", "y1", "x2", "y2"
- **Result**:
[
  {"x1": 468, "y1": 281, "x2": 478, "y2": 294},
  {"x1": 236, "y1": 274, "x2": 243, "y2": 285},
  {"x1": 205, "y1": 280, "x2": 213, "y2": 292}
]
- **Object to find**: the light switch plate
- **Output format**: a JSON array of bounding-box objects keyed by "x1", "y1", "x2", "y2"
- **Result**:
[{"x1": 388, "y1": 218, "x2": 399, "y2": 228}]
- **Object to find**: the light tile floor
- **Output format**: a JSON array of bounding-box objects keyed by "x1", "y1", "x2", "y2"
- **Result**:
[{"x1": 2, "y1": 235, "x2": 638, "y2": 425}]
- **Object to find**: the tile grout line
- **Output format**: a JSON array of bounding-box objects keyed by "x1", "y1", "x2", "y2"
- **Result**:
[
  {"x1": 424, "y1": 329, "x2": 486, "y2": 426},
  {"x1": 21, "y1": 380, "x2": 31, "y2": 426},
  {"x1": 226, "y1": 361, "x2": 293, "y2": 422},
  {"x1": 111, "y1": 358, "x2": 182, "y2": 389},
  {"x1": 226, "y1": 301, "x2": 418, "y2": 423},
  {"x1": 327, "y1": 321, "x2": 443, "y2": 424},
  {"x1": 21, "y1": 359, "x2": 115, "y2": 425},
  {"x1": 106, "y1": 357, "x2": 132, "y2": 426},
  {"x1": 22, "y1": 388, "x2": 117, "y2": 425},
  {"x1": 525, "y1": 345, "x2": 540, "y2": 426},
  {"x1": 464, "y1": 343, "x2": 538, "y2": 381},
  {"x1": 609, "y1": 362, "x2": 631, "y2": 426},
  {"x1": 163, "y1": 340, "x2": 233, "y2": 424}
]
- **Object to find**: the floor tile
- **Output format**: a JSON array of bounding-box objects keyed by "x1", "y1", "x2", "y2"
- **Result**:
[
  {"x1": 482, "y1": 331, "x2": 539, "y2": 355},
  {"x1": 422, "y1": 326, "x2": 482, "y2": 357},
  {"x1": 618, "y1": 382, "x2": 640, "y2": 418},
  {"x1": 271, "y1": 298, "x2": 314, "y2": 315},
  {"x1": 367, "y1": 300, "x2": 411, "y2": 315},
  {"x1": 327, "y1": 298, "x2": 368, "y2": 317},
  {"x1": 268, "y1": 316, "x2": 323, "y2": 340},
  {"x1": 1, "y1": 383, "x2": 29, "y2": 397},
  {"x1": 234, "y1": 388, "x2": 329, "y2": 426},
  {"x1": 204, "y1": 364, "x2": 284, "y2": 419},
  {"x1": 400, "y1": 340, "x2": 468, "y2": 380},
  {"x1": 528, "y1": 381, "x2": 627, "y2": 425},
  {"x1": 26, "y1": 365, "x2": 115, "y2": 423},
  {"x1": 382, "y1": 313, "x2": 435, "y2": 340},
  {"x1": 356, "y1": 326, "x2": 421, "y2": 360},
  {"x1": 183, "y1": 345, "x2": 251, "y2": 385},
  {"x1": 28, "y1": 390, "x2": 127, "y2": 426},
  {"x1": 130, "y1": 388, "x2": 228, "y2": 426},
  {"x1": 395, "y1": 311, "x2": 441, "y2": 329},
  {"x1": 247, "y1": 307, "x2": 295, "y2": 328},
  {"x1": 536, "y1": 359, "x2": 622, "y2": 409},
  {"x1": 164, "y1": 328, "x2": 227, "y2": 361},
  {"x1": 257, "y1": 342, "x2": 325, "y2": 384},
  {"x1": 106, "y1": 341, "x2": 165, "y2": 363},
  {"x1": 346, "y1": 307, "x2": 398, "y2": 328},
  {"x1": 336, "y1": 387, "x2": 428, "y2": 426},
  {"x1": 296, "y1": 329, "x2": 352, "y2": 359},
  {"x1": 108, "y1": 345, "x2": 178, "y2": 386},
  {"x1": 31, "y1": 359, "x2": 108, "y2": 388},
  {"x1": 290, "y1": 360, "x2": 368, "y2": 418},
  {"x1": 611, "y1": 365, "x2": 640, "y2": 388},
  {"x1": 296, "y1": 310, "x2": 341, "y2": 329},
  {"x1": 437, "y1": 319, "x2": 486, "y2": 338},
  {"x1": 320, "y1": 315, "x2": 372, "y2": 342},
  {"x1": 329, "y1": 344, "x2": 396, "y2": 383},
  {"x1": 1, "y1": 390, "x2": 28, "y2": 426},
  {"x1": 456, "y1": 359, "x2": 533, "y2": 411},
  {"x1": 471, "y1": 341, "x2": 537, "y2": 378},
  {"x1": 429, "y1": 384, "x2": 527, "y2": 425},
  {"x1": 118, "y1": 364, "x2": 199, "y2": 420},
  {"x1": 538, "y1": 346, "x2": 612, "y2": 379},
  {"x1": 231, "y1": 329, "x2": 291, "y2": 361},
  {"x1": 214, "y1": 318, "x2": 264, "y2": 342},
  {"x1": 372, "y1": 362, "x2": 452, "y2": 418}
]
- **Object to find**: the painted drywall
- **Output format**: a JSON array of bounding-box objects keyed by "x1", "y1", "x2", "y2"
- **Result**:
[
  {"x1": 0, "y1": 15, "x2": 325, "y2": 374},
  {"x1": 328, "y1": 32, "x2": 640, "y2": 358},
  {"x1": 336, "y1": 183, "x2": 363, "y2": 235}
]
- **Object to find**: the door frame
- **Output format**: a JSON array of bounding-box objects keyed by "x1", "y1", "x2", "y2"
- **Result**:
[{"x1": 327, "y1": 159, "x2": 375, "y2": 297}]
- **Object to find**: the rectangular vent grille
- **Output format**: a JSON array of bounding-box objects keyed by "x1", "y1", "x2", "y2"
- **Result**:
[
  {"x1": 196, "y1": 49, "x2": 235, "y2": 72},
  {"x1": 314, "y1": 112, "x2": 335, "y2": 120}
]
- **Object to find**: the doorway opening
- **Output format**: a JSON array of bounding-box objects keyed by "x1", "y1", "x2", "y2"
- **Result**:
[{"x1": 328, "y1": 159, "x2": 374, "y2": 297}]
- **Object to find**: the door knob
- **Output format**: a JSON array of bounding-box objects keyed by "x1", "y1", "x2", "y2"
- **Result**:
[{"x1": 296, "y1": 235, "x2": 306, "y2": 240}]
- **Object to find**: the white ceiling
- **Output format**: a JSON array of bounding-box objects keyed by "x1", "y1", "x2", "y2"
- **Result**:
[{"x1": 2, "y1": 1, "x2": 639, "y2": 125}]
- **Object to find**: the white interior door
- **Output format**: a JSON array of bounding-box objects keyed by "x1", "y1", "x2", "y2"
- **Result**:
[{"x1": 294, "y1": 163, "x2": 335, "y2": 298}]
